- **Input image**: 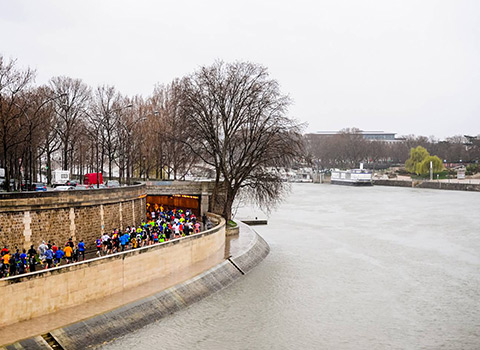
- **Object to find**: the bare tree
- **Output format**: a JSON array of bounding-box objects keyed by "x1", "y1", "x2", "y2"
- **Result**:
[
  {"x1": 50, "y1": 76, "x2": 90, "y2": 171},
  {"x1": 0, "y1": 56, "x2": 36, "y2": 191},
  {"x1": 465, "y1": 135, "x2": 480, "y2": 162},
  {"x1": 305, "y1": 128, "x2": 370, "y2": 169},
  {"x1": 180, "y1": 61, "x2": 304, "y2": 220},
  {"x1": 19, "y1": 86, "x2": 60, "y2": 185},
  {"x1": 149, "y1": 81, "x2": 196, "y2": 180},
  {"x1": 34, "y1": 87, "x2": 61, "y2": 184},
  {"x1": 337, "y1": 128, "x2": 368, "y2": 167},
  {"x1": 90, "y1": 85, "x2": 131, "y2": 180},
  {"x1": 114, "y1": 95, "x2": 147, "y2": 184}
]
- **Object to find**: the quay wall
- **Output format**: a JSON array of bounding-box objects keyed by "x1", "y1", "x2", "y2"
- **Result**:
[
  {"x1": 0, "y1": 213, "x2": 226, "y2": 328},
  {"x1": 54, "y1": 224, "x2": 268, "y2": 350},
  {"x1": 0, "y1": 185, "x2": 147, "y2": 250},
  {"x1": 374, "y1": 179, "x2": 480, "y2": 191}
]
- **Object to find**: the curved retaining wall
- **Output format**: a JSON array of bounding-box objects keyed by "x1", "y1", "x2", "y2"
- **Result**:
[
  {"x1": 3, "y1": 223, "x2": 270, "y2": 350},
  {"x1": 0, "y1": 185, "x2": 147, "y2": 250},
  {"x1": 0, "y1": 213, "x2": 226, "y2": 329}
]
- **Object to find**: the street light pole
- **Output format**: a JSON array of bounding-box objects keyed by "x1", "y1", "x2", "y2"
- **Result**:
[{"x1": 119, "y1": 115, "x2": 146, "y2": 185}]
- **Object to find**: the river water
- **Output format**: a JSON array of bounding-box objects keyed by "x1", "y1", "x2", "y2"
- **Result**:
[{"x1": 102, "y1": 184, "x2": 480, "y2": 350}]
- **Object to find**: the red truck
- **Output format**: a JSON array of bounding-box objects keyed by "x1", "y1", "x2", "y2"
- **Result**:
[{"x1": 84, "y1": 173, "x2": 103, "y2": 186}]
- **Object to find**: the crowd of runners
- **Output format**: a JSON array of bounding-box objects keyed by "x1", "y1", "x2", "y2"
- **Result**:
[
  {"x1": 0, "y1": 206, "x2": 210, "y2": 278},
  {"x1": 0, "y1": 238, "x2": 85, "y2": 278},
  {"x1": 95, "y1": 207, "x2": 208, "y2": 256}
]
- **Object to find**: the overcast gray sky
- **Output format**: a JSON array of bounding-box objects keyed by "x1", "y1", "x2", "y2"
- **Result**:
[{"x1": 1, "y1": 0, "x2": 479, "y2": 139}]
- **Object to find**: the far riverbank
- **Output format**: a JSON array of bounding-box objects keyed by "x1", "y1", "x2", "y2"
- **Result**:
[{"x1": 373, "y1": 178, "x2": 480, "y2": 192}]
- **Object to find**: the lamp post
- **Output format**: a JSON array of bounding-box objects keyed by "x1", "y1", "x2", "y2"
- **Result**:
[
  {"x1": 142, "y1": 156, "x2": 147, "y2": 181},
  {"x1": 118, "y1": 115, "x2": 146, "y2": 185},
  {"x1": 105, "y1": 104, "x2": 133, "y2": 182}
]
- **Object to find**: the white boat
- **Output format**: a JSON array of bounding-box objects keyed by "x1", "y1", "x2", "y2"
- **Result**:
[{"x1": 331, "y1": 168, "x2": 373, "y2": 186}]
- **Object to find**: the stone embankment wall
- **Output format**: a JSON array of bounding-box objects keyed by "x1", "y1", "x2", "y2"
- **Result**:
[
  {"x1": 0, "y1": 213, "x2": 226, "y2": 328},
  {"x1": 374, "y1": 179, "x2": 480, "y2": 192},
  {"x1": 0, "y1": 185, "x2": 146, "y2": 250},
  {"x1": 5, "y1": 222, "x2": 269, "y2": 350}
]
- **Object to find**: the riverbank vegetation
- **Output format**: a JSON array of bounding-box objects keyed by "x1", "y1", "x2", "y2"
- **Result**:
[
  {"x1": 405, "y1": 146, "x2": 444, "y2": 176},
  {"x1": 304, "y1": 128, "x2": 479, "y2": 174}
]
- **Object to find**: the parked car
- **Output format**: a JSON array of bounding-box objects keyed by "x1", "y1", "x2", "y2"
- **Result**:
[
  {"x1": 65, "y1": 180, "x2": 78, "y2": 187},
  {"x1": 75, "y1": 185, "x2": 89, "y2": 190},
  {"x1": 2, "y1": 179, "x2": 16, "y2": 191},
  {"x1": 32, "y1": 183, "x2": 47, "y2": 191},
  {"x1": 21, "y1": 180, "x2": 32, "y2": 191},
  {"x1": 54, "y1": 185, "x2": 75, "y2": 191},
  {"x1": 106, "y1": 180, "x2": 120, "y2": 188},
  {"x1": 84, "y1": 184, "x2": 106, "y2": 189}
]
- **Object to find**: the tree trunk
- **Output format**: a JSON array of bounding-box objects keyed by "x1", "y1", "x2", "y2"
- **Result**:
[
  {"x1": 46, "y1": 151, "x2": 52, "y2": 185},
  {"x1": 63, "y1": 143, "x2": 68, "y2": 170},
  {"x1": 126, "y1": 157, "x2": 130, "y2": 185},
  {"x1": 3, "y1": 147, "x2": 10, "y2": 191},
  {"x1": 222, "y1": 187, "x2": 235, "y2": 221}
]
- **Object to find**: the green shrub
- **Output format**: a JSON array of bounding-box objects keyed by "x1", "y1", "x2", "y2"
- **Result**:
[
  {"x1": 405, "y1": 146, "x2": 429, "y2": 174},
  {"x1": 417, "y1": 155, "x2": 444, "y2": 176},
  {"x1": 466, "y1": 164, "x2": 479, "y2": 174}
]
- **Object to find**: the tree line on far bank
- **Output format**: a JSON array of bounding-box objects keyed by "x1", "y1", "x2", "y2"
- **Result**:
[{"x1": 304, "y1": 128, "x2": 480, "y2": 174}]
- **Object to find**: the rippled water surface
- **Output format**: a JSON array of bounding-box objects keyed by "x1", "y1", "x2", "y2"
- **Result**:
[{"x1": 102, "y1": 184, "x2": 480, "y2": 350}]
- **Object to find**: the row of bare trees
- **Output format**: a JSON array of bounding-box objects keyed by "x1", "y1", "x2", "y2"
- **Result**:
[
  {"x1": 0, "y1": 55, "x2": 198, "y2": 191},
  {"x1": 1, "y1": 56, "x2": 304, "y2": 221},
  {"x1": 305, "y1": 128, "x2": 480, "y2": 170}
]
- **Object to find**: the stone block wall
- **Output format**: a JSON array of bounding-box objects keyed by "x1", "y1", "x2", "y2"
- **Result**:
[
  {"x1": 74, "y1": 206, "x2": 102, "y2": 246},
  {"x1": 122, "y1": 201, "x2": 134, "y2": 230},
  {"x1": 103, "y1": 202, "x2": 120, "y2": 233},
  {"x1": 374, "y1": 179, "x2": 480, "y2": 191},
  {"x1": 136, "y1": 196, "x2": 147, "y2": 224},
  {"x1": 0, "y1": 212, "x2": 24, "y2": 249},
  {"x1": 416, "y1": 181, "x2": 480, "y2": 191},
  {"x1": 373, "y1": 179, "x2": 413, "y2": 188},
  {"x1": 0, "y1": 213, "x2": 226, "y2": 328},
  {"x1": 29, "y1": 209, "x2": 70, "y2": 247},
  {"x1": 0, "y1": 185, "x2": 147, "y2": 250}
]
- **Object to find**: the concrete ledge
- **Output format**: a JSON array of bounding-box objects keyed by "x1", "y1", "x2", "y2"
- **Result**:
[
  {"x1": 145, "y1": 180, "x2": 216, "y2": 196},
  {"x1": 240, "y1": 219, "x2": 268, "y2": 226},
  {"x1": 2, "y1": 224, "x2": 269, "y2": 350}
]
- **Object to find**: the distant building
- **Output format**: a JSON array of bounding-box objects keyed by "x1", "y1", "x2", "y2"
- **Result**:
[{"x1": 307, "y1": 130, "x2": 400, "y2": 142}]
